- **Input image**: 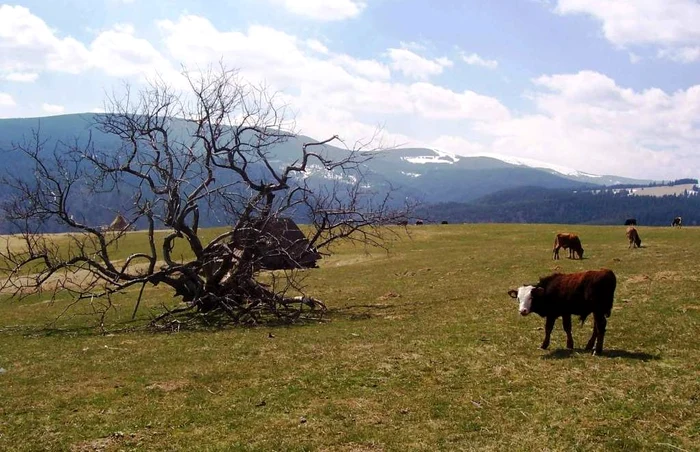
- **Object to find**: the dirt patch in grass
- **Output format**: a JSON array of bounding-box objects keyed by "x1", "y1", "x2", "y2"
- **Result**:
[
  {"x1": 626, "y1": 274, "x2": 652, "y2": 284},
  {"x1": 70, "y1": 431, "x2": 146, "y2": 452},
  {"x1": 145, "y1": 380, "x2": 189, "y2": 392},
  {"x1": 323, "y1": 254, "x2": 381, "y2": 268},
  {"x1": 320, "y1": 442, "x2": 385, "y2": 452},
  {"x1": 654, "y1": 270, "x2": 699, "y2": 282},
  {"x1": 377, "y1": 291, "x2": 401, "y2": 301}
]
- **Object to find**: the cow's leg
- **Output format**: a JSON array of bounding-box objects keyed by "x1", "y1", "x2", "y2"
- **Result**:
[
  {"x1": 541, "y1": 316, "x2": 556, "y2": 349},
  {"x1": 585, "y1": 322, "x2": 598, "y2": 351},
  {"x1": 562, "y1": 315, "x2": 574, "y2": 349},
  {"x1": 593, "y1": 314, "x2": 607, "y2": 355},
  {"x1": 553, "y1": 246, "x2": 559, "y2": 260}
]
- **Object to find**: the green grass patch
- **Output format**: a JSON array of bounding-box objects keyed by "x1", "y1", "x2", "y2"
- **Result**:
[{"x1": 1, "y1": 224, "x2": 699, "y2": 451}]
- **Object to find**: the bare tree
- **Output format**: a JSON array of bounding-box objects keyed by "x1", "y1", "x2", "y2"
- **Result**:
[{"x1": 0, "y1": 65, "x2": 412, "y2": 325}]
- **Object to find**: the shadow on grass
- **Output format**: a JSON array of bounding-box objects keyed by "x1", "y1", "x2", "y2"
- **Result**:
[
  {"x1": 542, "y1": 348, "x2": 660, "y2": 361},
  {"x1": 3, "y1": 312, "x2": 328, "y2": 338},
  {"x1": 1, "y1": 319, "x2": 149, "y2": 338}
]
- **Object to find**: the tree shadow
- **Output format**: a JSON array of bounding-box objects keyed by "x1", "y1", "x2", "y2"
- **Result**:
[{"x1": 541, "y1": 348, "x2": 660, "y2": 361}]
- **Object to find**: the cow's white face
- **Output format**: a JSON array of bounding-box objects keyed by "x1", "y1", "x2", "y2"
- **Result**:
[{"x1": 508, "y1": 285, "x2": 536, "y2": 316}]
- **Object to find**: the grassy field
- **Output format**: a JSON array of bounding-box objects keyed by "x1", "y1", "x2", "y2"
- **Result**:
[{"x1": 1, "y1": 224, "x2": 699, "y2": 451}]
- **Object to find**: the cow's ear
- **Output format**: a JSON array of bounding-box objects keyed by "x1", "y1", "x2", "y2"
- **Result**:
[
  {"x1": 533, "y1": 287, "x2": 545, "y2": 297},
  {"x1": 507, "y1": 289, "x2": 518, "y2": 299}
]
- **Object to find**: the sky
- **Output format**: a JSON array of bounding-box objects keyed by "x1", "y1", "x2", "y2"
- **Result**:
[{"x1": 1, "y1": 0, "x2": 700, "y2": 180}]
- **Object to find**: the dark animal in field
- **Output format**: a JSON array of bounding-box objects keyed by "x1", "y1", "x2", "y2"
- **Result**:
[
  {"x1": 441, "y1": 220, "x2": 448, "y2": 225},
  {"x1": 553, "y1": 233, "x2": 584, "y2": 260},
  {"x1": 507, "y1": 269, "x2": 617, "y2": 355},
  {"x1": 624, "y1": 218, "x2": 637, "y2": 226},
  {"x1": 397, "y1": 220, "x2": 409, "y2": 226},
  {"x1": 672, "y1": 216, "x2": 682, "y2": 228},
  {"x1": 626, "y1": 226, "x2": 642, "y2": 248},
  {"x1": 415, "y1": 220, "x2": 424, "y2": 225}
]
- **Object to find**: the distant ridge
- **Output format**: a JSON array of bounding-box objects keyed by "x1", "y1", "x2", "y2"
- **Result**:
[{"x1": 0, "y1": 113, "x2": 680, "y2": 232}]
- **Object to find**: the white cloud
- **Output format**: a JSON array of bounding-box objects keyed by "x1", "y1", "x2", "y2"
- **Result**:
[
  {"x1": 156, "y1": 16, "x2": 510, "y2": 124},
  {"x1": 556, "y1": 0, "x2": 700, "y2": 46},
  {"x1": 4, "y1": 72, "x2": 39, "y2": 82},
  {"x1": 461, "y1": 52, "x2": 499, "y2": 69},
  {"x1": 0, "y1": 6, "x2": 173, "y2": 79},
  {"x1": 271, "y1": 0, "x2": 366, "y2": 21},
  {"x1": 429, "y1": 135, "x2": 487, "y2": 155},
  {"x1": 387, "y1": 47, "x2": 453, "y2": 79},
  {"x1": 89, "y1": 24, "x2": 173, "y2": 77},
  {"x1": 628, "y1": 52, "x2": 642, "y2": 64},
  {"x1": 0, "y1": 92, "x2": 16, "y2": 107},
  {"x1": 331, "y1": 54, "x2": 390, "y2": 80},
  {"x1": 0, "y1": 5, "x2": 91, "y2": 75},
  {"x1": 41, "y1": 103, "x2": 65, "y2": 114},
  {"x1": 399, "y1": 41, "x2": 428, "y2": 52},
  {"x1": 471, "y1": 70, "x2": 700, "y2": 178},
  {"x1": 657, "y1": 46, "x2": 700, "y2": 63},
  {"x1": 555, "y1": 0, "x2": 700, "y2": 63},
  {"x1": 306, "y1": 39, "x2": 329, "y2": 54}
]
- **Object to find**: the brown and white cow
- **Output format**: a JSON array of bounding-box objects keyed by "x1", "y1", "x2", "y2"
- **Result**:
[
  {"x1": 508, "y1": 269, "x2": 617, "y2": 355},
  {"x1": 626, "y1": 226, "x2": 642, "y2": 248},
  {"x1": 672, "y1": 216, "x2": 682, "y2": 228},
  {"x1": 553, "y1": 233, "x2": 584, "y2": 260}
]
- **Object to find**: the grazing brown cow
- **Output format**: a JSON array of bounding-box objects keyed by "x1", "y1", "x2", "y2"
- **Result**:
[
  {"x1": 626, "y1": 226, "x2": 642, "y2": 248},
  {"x1": 508, "y1": 269, "x2": 617, "y2": 355},
  {"x1": 553, "y1": 233, "x2": 584, "y2": 260},
  {"x1": 396, "y1": 220, "x2": 409, "y2": 226},
  {"x1": 672, "y1": 216, "x2": 682, "y2": 228},
  {"x1": 415, "y1": 220, "x2": 424, "y2": 225}
]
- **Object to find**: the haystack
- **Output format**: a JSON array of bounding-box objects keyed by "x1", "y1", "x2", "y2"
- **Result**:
[
  {"x1": 105, "y1": 213, "x2": 129, "y2": 232},
  {"x1": 232, "y1": 217, "x2": 321, "y2": 270}
]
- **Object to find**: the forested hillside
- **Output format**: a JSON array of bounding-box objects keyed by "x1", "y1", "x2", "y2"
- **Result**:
[{"x1": 419, "y1": 186, "x2": 700, "y2": 226}]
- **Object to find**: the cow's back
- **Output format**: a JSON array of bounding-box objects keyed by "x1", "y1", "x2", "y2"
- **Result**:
[
  {"x1": 541, "y1": 269, "x2": 616, "y2": 317},
  {"x1": 555, "y1": 233, "x2": 574, "y2": 247}
]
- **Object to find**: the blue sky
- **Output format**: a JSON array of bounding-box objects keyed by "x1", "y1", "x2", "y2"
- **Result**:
[{"x1": 1, "y1": 0, "x2": 700, "y2": 179}]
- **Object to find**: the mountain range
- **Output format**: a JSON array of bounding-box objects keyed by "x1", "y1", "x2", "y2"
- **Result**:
[
  {"x1": 0, "y1": 114, "x2": 691, "y2": 230},
  {"x1": 0, "y1": 114, "x2": 648, "y2": 197}
]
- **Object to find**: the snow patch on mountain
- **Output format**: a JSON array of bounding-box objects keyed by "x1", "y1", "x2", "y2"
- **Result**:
[
  {"x1": 399, "y1": 147, "x2": 604, "y2": 179},
  {"x1": 471, "y1": 152, "x2": 602, "y2": 178},
  {"x1": 402, "y1": 149, "x2": 460, "y2": 165},
  {"x1": 297, "y1": 163, "x2": 358, "y2": 184}
]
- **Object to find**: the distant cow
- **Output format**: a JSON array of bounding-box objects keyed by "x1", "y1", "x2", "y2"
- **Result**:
[
  {"x1": 626, "y1": 226, "x2": 642, "y2": 248},
  {"x1": 441, "y1": 220, "x2": 449, "y2": 225},
  {"x1": 672, "y1": 216, "x2": 682, "y2": 228},
  {"x1": 396, "y1": 220, "x2": 409, "y2": 226},
  {"x1": 624, "y1": 218, "x2": 637, "y2": 226},
  {"x1": 553, "y1": 233, "x2": 584, "y2": 260},
  {"x1": 507, "y1": 269, "x2": 617, "y2": 355},
  {"x1": 415, "y1": 220, "x2": 424, "y2": 225}
]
